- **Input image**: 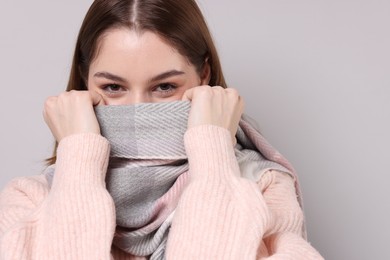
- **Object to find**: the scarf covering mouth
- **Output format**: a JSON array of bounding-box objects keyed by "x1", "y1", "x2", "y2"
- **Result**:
[{"x1": 44, "y1": 100, "x2": 303, "y2": 259}]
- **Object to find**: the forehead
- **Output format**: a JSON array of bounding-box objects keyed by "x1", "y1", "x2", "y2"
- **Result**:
[{"x1": 91, "y1": 28, "x2": 190, "y2": 71}]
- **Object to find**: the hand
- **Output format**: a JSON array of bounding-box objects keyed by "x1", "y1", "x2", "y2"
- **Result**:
[
  {"x1": 182, "y1": 85, "x2": 244, "y2": 146},
  {"x1": 43, "y1": 90, "x2": 105, "y2": 142}
]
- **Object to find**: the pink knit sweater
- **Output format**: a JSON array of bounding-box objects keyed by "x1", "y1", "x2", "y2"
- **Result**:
[{"x1": 0, "y1": 125, "x2": 323, "y2": 259}]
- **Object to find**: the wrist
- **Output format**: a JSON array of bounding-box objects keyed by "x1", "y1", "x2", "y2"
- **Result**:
[
  {"x1": 184, "y1": 124, "x2": 240, "y2": 181},
  {"x1": 52, "y1": 133, "x2": 110, "y2": 188}
]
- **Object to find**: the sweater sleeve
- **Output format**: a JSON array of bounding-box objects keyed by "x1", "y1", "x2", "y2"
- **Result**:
[
  {"x1": 0, "y1": 133, "x2": 116, "y2": 260},
  {"x1": 258, "y1": 171, "x2": 324, "y2": 259},
  {"x1": 165, "y1": 125, "x2": 323, "y2": 260}
]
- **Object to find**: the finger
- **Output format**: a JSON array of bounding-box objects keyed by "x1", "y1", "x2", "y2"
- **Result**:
[
  {"x1": 42, "y1": 96, "x2": 56, "y2": 120},
  {"x1": 181, "y1": 87, "x2": 195, "y2": 101},
  {"x1": 43, "y1": 96, "x2": 57, "y2": 111},
  {"x1": 225, "y1": 87, "x2": 239, "y2": 95},
  {"x1": 239, "y1": 97, "x2": 245, "y2": 112},
  {"x1": 89, "y1": 91, "x2": 105, "y2": 106}
]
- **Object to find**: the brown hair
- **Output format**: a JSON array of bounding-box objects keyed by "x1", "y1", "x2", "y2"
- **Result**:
[{"x1": 47, "y1": 0, "x2": 226, "y2": 165}]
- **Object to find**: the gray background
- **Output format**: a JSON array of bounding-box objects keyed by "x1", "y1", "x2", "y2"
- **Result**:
[{"x1": 0, "y1": 1, "x2": 389, "y2": 259}]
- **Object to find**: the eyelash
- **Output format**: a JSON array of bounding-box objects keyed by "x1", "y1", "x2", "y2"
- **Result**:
[
  {"x1": 101, "y1": 83, "x2": 177, "y2": 96},
  {"x1": 102, "y1": 84, "x2": 122, "y2": 94},
  {"x1": 102, "y1": 83, "x2": 123, "y2": 96},
  {"x1": 154, "y1": 83, "x2": 177, "y2": 95}
]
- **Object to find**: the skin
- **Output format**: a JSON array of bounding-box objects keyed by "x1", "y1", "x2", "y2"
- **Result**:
[{"x1": 43, "y1": 28, "x2": 244, "y2": 145}]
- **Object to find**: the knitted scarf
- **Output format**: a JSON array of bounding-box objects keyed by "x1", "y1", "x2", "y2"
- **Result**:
[{"x1": 44, "y1": 100, "x2": 302, "y2": 259}]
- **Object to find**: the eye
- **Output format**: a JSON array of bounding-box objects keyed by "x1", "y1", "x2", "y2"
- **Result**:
[
  {"x1": 154, "y1": 83, "x2": 177, "y2": 94},
  {"x1": 103, "y1": 84, "x2": 122, "y2": 92}
]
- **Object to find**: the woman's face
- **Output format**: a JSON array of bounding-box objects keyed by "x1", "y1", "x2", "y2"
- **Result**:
[{"x1": 88, "y1": 28, "x2": 209, "y2": 105}]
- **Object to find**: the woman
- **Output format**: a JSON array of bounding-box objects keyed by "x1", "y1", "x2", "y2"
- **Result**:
[{"x1": 0, "y1": 0, "x2": 323, "y2": 259}]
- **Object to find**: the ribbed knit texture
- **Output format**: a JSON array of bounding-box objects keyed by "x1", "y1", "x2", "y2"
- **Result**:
[
  {"x1": 44, "y1": 101, "x2": 297, "y2": 259},
  {"x1": 0, "y1": 133, "x2": 116, "y2": 259},
  {"x1": 0, "y1": 127, "x2": 323, "y2": 259}
]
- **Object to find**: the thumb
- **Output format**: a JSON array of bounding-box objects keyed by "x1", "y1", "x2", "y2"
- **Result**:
[
  {"x1": 89, "y1": 91, "x2": 105, "y2": 106},
  {"x1": 181, "y1": 87, "x2": 195, "y2": 101}
]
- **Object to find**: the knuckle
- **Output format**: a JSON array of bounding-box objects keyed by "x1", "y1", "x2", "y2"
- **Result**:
[
  {"x1": 58, "y1": 91, "x2": 69, "y2": 100},
  {"x1": 199, "y1": 85, "x2": 212, "y2": 91},
  {"x1": 226, "y1": 87, "x2": 239, "y2": 96},
  {"x1": 59, "y1": 90, "x2": 87, "y2": 102},
  {"x1": 231, "y1": 89, "x2": 240, "y2": 96},
  {"x1": 196, "y1": 85, "x2": 212, "y2": 95},
  {"x1": 68, "y1": 90, "x2": 81, "y2": 98},
  {"x1": 44, "y1": 96, "x2": 56, "y2": 108},
  {"x1": 213, "y1": 85, "x2": 224, "y2": 90}
]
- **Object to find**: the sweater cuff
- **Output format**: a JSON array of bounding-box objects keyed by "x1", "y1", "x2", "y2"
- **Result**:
[
  {"x1": 52, "y1": 133, "x2": 110, "y2": 188},
  {"x1": 184, "y1": 124, "x2": 240, "y2": 181}
]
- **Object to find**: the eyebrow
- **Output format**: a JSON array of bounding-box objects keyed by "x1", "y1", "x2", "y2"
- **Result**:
[
  {"x1": 94, "y1": 72, "x2": 127, "y2": 83},
  {"x1": 94, "y1": 70, "x2": 186, "y2": 85},
  {"x1": 149, "y1": 70, "x2": 185, "y2": 83}
]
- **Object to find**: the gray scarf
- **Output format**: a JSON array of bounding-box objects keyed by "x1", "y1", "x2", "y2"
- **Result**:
[{"x1": 45, "y1": 100, "x2": 301, "y2": 259}]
